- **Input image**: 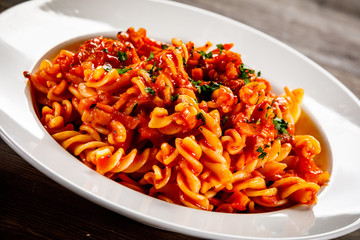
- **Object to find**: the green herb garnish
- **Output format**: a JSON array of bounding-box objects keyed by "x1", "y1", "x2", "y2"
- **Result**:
[
  {"x1": 183, "y1": 57, "x2": 187, "y2": 67},
  {"x1": 116, "y1": 67, "x2": 132, "y2": 74},
  {"x1": 216, "y1": 44, "x2": 224, "y2": 54},
  {"x1": 196, "y1": 112, "x2": 206, "y2": 126},
  {"x1": 132, "y1": 102, "x2": 138, "y2": 111},
  {"x1": 145, "y1": 87, "x2": 156, "y2": 96},
  {"x1": 200, "y1": 82, "x2": 220, "y2": 97},
  {"x1": 257, "y1": 146, "x2": 268, "y2": 160},
  {"x1": 198, "y1": 50, "x2": 213, "y2": 59},
  {"x1": 102, "y1": 48, "x2": 109, "y2": 54},
  {"x1": 239, "y1": 63, "x2": 255, "y2": 84},
  {"x1": 190, "y1": 78, "x2": 221, "y2": 101},
  {"x1": 148, "y1": 61, "x2": 157, "y2": 75},
  {"x1": 170, "y1": 93, "x2": 179, "y2": 102},
  {"x1": 145, "y1": 51, "x2": 154, "y2": 62},
  {"x1": 190, "y1": 77, "x2": 200, "y2": 86},
  {"x1": 161, "y1": 44, "x2": 168, "y2": 49},
  {"x1": 222, "y1": 116, "x2": 229, "y2": 125},
  {"x1": 272, "y1": 117, "x2": 290, "y2": 135},
  {"x1": 117, "y1": 51, "x2": 127, "y2": 61}
]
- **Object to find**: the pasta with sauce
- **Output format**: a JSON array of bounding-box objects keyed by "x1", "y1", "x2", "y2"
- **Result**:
[{"x1": 25, "y1": 27, "x2": 330, "y2": 213}]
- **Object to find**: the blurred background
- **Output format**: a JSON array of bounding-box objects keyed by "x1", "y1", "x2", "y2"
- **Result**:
[{"x1": 1, "y1": 0, "x2": 359, "y2": 239}]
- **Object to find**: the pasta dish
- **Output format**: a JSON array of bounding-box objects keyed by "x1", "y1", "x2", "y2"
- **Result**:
[{"x1": 25, "y1": 27, "x2": 330, "y2": 213}]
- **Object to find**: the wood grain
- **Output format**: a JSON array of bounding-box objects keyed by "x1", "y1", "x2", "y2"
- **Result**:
[{"x1": 1, "y1": 0, "x2": 359, "y2": 239}]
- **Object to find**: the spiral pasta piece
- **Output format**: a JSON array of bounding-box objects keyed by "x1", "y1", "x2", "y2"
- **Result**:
[
  {"x1": 221, "y1": 129, "x2": 246, "y2": 155},
  {"x1": 271, "y1": 176, "x2": 320, "y2": 204},
  {"x1": 293, "y1": 135, "x2": 321, "y2": 159},
  {"x1": 175, "y1": 136, "x2": 212, "y2": 210}
]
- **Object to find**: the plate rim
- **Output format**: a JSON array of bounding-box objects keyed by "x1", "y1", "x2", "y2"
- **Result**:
[{"x1": 0, "y1": 0, "x2": 360, "y2": 239}]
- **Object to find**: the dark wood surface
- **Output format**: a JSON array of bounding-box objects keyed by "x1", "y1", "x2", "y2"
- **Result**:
[{"x1": 1, "y1": 0, "x2": 359, "y2": 239}]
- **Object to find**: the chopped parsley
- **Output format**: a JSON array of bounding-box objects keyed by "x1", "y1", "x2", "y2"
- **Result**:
[
  {"x1": 147, "y1": 61, "x2": 162, "y2": 83},
  {"x1": 148, "y1": 61, "x2": 157, "y2": 75},
  {"x1": 190, "y1": 77, "x2": 200, "y2": 86},
  {"x1": 190, "y1": 78, "x2": 221, "y2": 101},
  {"x1": 196, "y1": 112, "x2": 206, "y2": 126},
  {"x1": 132, "y1": 102, "x2": 138, "y2": 111},
  {"x1": 198, "y1": 50, "x2": 213, "y2": 59},
  {"x1": 257, "y1": 146, "x2": 268, "y2": 160},
  {"x1": 116, "y1": 67, "x2": 132, "y2": 74},
  {"x1": 200, "y1": 81, "x2": 221, "y2": 96},
  {"x1": 145, "y1": 51, "x2": 154, "y2": 62},
  {"x1": 222, "y1": 116, "x2": 229, "y2": 125},
  {"x1": 151, "y1": 76, "x2": 157, "y2": 83},
  {"x1": 216, "y1": 44, "x2": 225, "y2": 54},
  {"x1": 170, "y1": 93, "x2": 179, "y2": 102},
  {"x1": 117, "y1": 51, "x2": 127, "y2": 61},
  {"x1": 161, "y1": 44, "x2": 168, "y2": 49},
  {"x1": 239, "y1": 63, "x2": 254, "y2": 74},
  {"x1": 145, "y1": 87, "x2": 156, "y2": 96},
  {"x1": 257, "y1": 71, "x2": 261, "y2": 77},
  {"x1": 243, "y1": 78, "x2": 251, "y2": 85},
  {"x1": 239, "y1": 63, "x2": 255, "y2": 84},
  {"x1": 183, "y1": 57, "x2": 187, "y2": 67},
  {"x1": 102, "y1": 48, "x2": 109, "y2": 54},
  {"x1": 272, "y1": 117, "x2": 290, "y2": 135}
]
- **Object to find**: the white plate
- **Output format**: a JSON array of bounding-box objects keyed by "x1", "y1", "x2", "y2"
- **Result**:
[{"x1": 1, "y1": 0, "x2": 360, "y2": 239}]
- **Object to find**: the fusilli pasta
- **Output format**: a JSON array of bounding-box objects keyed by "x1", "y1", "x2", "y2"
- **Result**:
[{"x1": 25, "y1": 27, "x2": 330, "y2": 213}]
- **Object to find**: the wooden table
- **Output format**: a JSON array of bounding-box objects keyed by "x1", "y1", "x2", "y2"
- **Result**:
[{"x1": 1, "y1": 0, "x2": 359, "y2": 239}]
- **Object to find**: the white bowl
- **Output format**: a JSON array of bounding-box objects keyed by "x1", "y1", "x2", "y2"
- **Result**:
[{"x1": 0, "y1": 0, "x2": 359, "y2": 239}]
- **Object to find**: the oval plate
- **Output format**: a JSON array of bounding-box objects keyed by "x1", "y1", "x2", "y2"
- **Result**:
[{"x1": 0, "y1": 0, "x2": 360, "y2": 239}]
